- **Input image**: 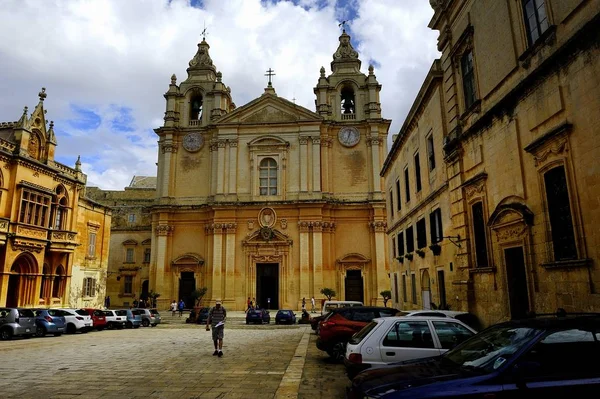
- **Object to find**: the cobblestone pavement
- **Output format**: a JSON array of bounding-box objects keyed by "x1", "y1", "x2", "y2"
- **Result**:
[{"x1": 0, "y1": 312, "x2": 349, "y2": 399}]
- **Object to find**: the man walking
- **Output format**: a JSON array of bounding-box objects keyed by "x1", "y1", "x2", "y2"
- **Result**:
[
  {"x1": 206, "y1": 299, "x2": 227, "y2": 357},
  {"x1": 178, "y1": 299, "x2": 185, "y2": 317},
  {"x1": 310, "y1": 296, "x2": 316, "y2": 313}
]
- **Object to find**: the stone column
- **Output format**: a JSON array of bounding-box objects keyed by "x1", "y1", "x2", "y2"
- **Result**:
[
  {"x1": 211, "y1": 223, "x2": 224, "y2": 300},
  {"x1": 299, "y1": 137, "x2": 308, "y2": 192},
  {"x1": 299, "y1": 221, "x2": 310, "y2": 301},
  {"x1": 368, "y1": 136, "x2": 382, "y2": 195},
  {"x1": 312, "y1": 222, "x2": 323, "y2": 296},
  {"x1": 216, "y1": 140, "x2": 226, "y2": 195},
  {"x1": 311, "y1": 137, "x2": 321, "y2": 192},
  {"x1": 210, "y1": 142, "x2": 218, "y2": 196},
  {"x1": 159, "y1": 139, "x2": 176, "y2": 197},
  {"x1": 153, "y1": 224, "x2": 173, "y2": 295},
  {"x1": 371, "y1": 221, "x2": 388, "y2": 306},
  {"x1": 224, "y1": 223, "x2": 236, "y2": 303},
  {"x1": 228, "y1": 140, "x2": 238, "y2": 196}
]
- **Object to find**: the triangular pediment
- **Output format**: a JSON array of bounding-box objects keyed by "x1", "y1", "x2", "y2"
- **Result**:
[
  {"x1": 242, "y1": 228, "x2": 292, "y2": 246},
  {"x1": 217, "y1": 94, "x2": 322, "y2": 125}
]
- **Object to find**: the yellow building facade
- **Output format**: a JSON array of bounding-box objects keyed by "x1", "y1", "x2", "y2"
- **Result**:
[
  {"x1": 0, "y1": 89, "x2": 111, "y2": 309},
  {"x1": 405, "y1": 0, "x2": 600, "y2": 326},
  {"x1": 382, "y1": 60, "x2": 459, "y2": 313},
  {"x1": 150, "y1": 31, "x2": 391, "y2": 310}
]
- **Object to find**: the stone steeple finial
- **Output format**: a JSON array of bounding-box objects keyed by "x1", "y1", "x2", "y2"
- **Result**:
[
  {"x1": 320, "y1": 66, "x2": 326, "y2": 77},
  {"x1": 75, "y1": 155, "x2": 81, "y2": 171},
  {"x1": 170, "y1": 74, "x2": 177, "y2": 85},
  {"x1": 188, "y1": 39, "x2": 216, "y2": 72},
  {"x1": 368, "y1": 65, "x2": 374, "y2": 75},
  {"x1": 38, "y1": 87, "x2": 47, "y2": 102},
  {"x1": 16, "y1": 106, "x2": 29, "y2": 128},
  {"x1": 47, "y1": 120, "x2": 57, "y2": 144},
  {"x1": 331, "y1": 30, "x2": 361, "y2": 73}
]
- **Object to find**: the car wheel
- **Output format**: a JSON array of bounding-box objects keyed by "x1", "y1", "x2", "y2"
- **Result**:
[
  {"x1": 54, "y1": 333, "x2": 62, "y2": 337},
  {"x1": 107, "y1": 322, "x2": 114, "y2": 330},
  {"x1": 66, "y1": 324, "x2": 76, "y2": 334},
  {"x1": 0, "y1": 328, "x2": 12, "y2": 341},
  {"x1": 134, "y1": 325, "x2": 140, "y2": 329},
  {"x1": 35, "y1": 326, "x2": 47, "y2": 337},
  {"x1": 23, "y1": 334, "x2": 32, "y2": 339},
  {"x1": 330, "y1": 341, "x2": 346, "y2": 361},
  {"x1": 151, "y1": 324, "x2": 157, "y2": 327},
  {"x1": 97, "y1": 326, "x2": 104, "y2": 331},
  {"x1": 81, "y1": 328, "x2": 89, "y2": 334},
  {"x1": 126, "y1": 321, "x2": 133, "y2": 329},
  {"x1": 142, "y1": 319, "x2": 150, "y2": 327}
]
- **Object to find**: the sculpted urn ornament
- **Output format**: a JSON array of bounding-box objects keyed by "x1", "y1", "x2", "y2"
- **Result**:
[{"x1": 182, "y1": 132, "x2": 204, "y2": 152}]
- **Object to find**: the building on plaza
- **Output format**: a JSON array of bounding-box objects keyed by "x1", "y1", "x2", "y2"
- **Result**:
[
  {"x1": 386, "y1": 0, "x2": 599, "y2": 325},
  {"x1": 145, "y1": 30, "x2": 391, "y2": 310},
  {"x1": 86, "y1": 177, "x2": 155, "y2": 308},
  {"x1": 382, "y1": 59, "x2": 458, "y2": 313},
  {"x1": 0, "y1": 89, "x2": 111, "y2": 309}
]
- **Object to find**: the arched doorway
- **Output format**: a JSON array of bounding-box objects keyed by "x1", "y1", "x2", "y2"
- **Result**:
[
  {"x1": 141, "y1": 280, "x2": 149, "y2": 301},
  {"x1": 7, "y1": 254, "x2": 38, "y2": 307},
  {"x1": 345, "y1": 270, "x2": 364, "y2": 303},
  {"x1": 421, "y1": 270, "x2": 431, "y2": 310},
  {"x1": 179, "y1": 272, "x2": 196, "y2": 309}
]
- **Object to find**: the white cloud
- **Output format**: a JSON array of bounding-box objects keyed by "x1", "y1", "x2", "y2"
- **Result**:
[{"x1": 0, "y1": 0, "x2": 438, "y2": 190}]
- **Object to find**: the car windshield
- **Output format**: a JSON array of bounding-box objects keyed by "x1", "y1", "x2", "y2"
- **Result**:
[
  {"x1": 132, "y1": 310, "x2": 142, "y2": 315},
  {"x1": 115, "y1": 310, "x2": 127, "y2": 316},
  {"x1": 93, "y1": 310, "x2": 104, "y2": 316},
  {"x1": 103, "y1": 311, "x2": 113, "y2": 316},
  {"x1": 47, "y1": 310, "x2": 62, "y2": 316},
  {"x1": 443, "y1": 325, "x2": 540, "y2": 373},
  {"x1": 349, "y1": 321, "x2": 379, "y2": 345},
  {"x1": 75, "y1": 309, "x2": 88, "y2": 316},
  {"x1": 18, "y1": 309, "x2": 35, "y2": 317},
  {"x1": 150, "y1": 310, "x2": 160, "y2": 315}
]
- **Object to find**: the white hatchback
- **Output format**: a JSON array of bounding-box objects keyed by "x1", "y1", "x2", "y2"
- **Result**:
[
  {"x1": 344, "y1": 316, "x2": 477, "y2": 379},
  {"x1": 58, "y1": 309, "x2": 93, "y2": 334}
]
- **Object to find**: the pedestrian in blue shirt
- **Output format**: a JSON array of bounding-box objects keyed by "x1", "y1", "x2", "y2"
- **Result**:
[{"x1": 178, "y1": 299, "x2": 185, "y2": 317}]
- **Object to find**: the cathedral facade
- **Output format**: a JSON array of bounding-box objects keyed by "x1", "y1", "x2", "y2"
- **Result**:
[{"x1": 150, "y1": 31, "x2": 391, "y2": 310}]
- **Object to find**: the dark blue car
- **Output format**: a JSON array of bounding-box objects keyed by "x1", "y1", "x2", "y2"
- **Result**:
[
  {"x1": 275, "y1": 310, "x2": 296, "y2": 325},
  {"x1": 34, "y1": 309, "x2": 66, "y2": 337},
  {"x1": 246, "y1": 308, "x2": 270, "y2": 324},
  {"x1": 348, "y1": 312, "x2": 600, "y2": 398}
]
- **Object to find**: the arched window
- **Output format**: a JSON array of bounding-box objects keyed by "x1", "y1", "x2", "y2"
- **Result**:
[
  {"x1": 259, "y1": 158, "x2": 278, "y2": 196},
  {"x1": 190, "y1": 95, "x2": 203, "y2": 120},
  {"x1": 340, "y1": 86, "x2": 355, "y2": 114},
  {"x1": 53, "y1": 185, "x2": 68, "y2": 230},
  {"x1": 52, "y1": 265, "x2": 65, "y2": 298},
  {"x1": 40, "y1": 263, "x2": 51, "y2": 298}
]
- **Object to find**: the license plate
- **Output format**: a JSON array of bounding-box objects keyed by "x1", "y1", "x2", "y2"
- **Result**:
[{"x1": 25, "y1": 328, "x2": 30, "y2": 332}]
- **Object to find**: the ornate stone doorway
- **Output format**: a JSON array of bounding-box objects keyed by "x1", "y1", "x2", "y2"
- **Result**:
[
  {"x1": 7, "y1": 254, "x2": 38, "y2": 307},
  {"x1": 256, "y1": 263, "x2": 279, "y2": 309},
  {"x1": 345, "y1": 270, "x2": 363, "y2": 302},
  {"x1": 504, "y1": 247, "x2": 529, "y2": 319}
]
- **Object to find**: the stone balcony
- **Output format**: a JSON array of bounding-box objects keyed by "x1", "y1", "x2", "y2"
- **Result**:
[{"x1": 47, "y1": 229, "x2": 78, "y2": 253}]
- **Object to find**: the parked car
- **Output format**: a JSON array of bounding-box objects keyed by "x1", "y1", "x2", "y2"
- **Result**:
[
  {"x1": 396, "y1": 310, "x2": 481, "y2": 331},
  {"x1": 317, "y1": 306, "x2": 400, "y2": 360},
  {"x1": 348, "y1": 312, "x2": 600, "y2": 399},
  {"x1": 0, "y1": 308, "x2": 37, "y2": 340},
  {"x1": 80, "y1": 308, "x2": 108, "y2": 331},
  {"x1": 103, "y1": 310, "x2": 127, "y2": 329},
  {"x1": 322, "y1": 300, "x2": 363, "y2": 314},
  {"x1": 311, "y1": 312, "x2": 330, "y2": 331},
  {"x1": 246, "y1": 308, "x2": 270, "y2": 324},
  {"x1": 57, "y1": 309, "x2": 93, "y2": 334},
  {"x1": 344, "y1": 316, "x2": 477, "y2": 379},
  {"x1": 120, "y1": 309, "x2": 142, "y2": 328},
  {"x1": 275, "y1": 310, "x2": 296, "y2": 325},
  {"x1": 135, "y1": 308, "x2": 161, "y2": 327},
  {"x1": 33, "y1": 309, "x2": 66, "y2": 337}
]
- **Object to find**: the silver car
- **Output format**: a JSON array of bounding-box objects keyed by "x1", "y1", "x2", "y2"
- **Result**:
[
  {"x1": 134, "y1": 308, "x2": 161, "y2": 327},
  {"x1": 0, "y1": 308, "x2": 37, "y2": 340}
]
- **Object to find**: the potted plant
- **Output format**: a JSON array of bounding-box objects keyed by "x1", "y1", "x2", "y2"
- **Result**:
[
  {"x1": 147, "y1": 290, "x2": 161, "y2": 308},
  {"x1": 320, "y1": 287, "x2": 336, "y2": 301},
  {"x1": 380, "y1": 290, "x2": 392, "y2": 307},
  {"x1": 396, "y1": 256, "x2": 404, "y2": 263},
  {"x1": 429, "y1": 243, "x2": 441, "y2": 256},
  {"x1": 405, "y1": 253, "x2": 413, "y2": 261},
  {"x1": 416, "y1": 249, "x2": 426, "y2": 258},
  {"x1": 190, "y1": 287, "x2": 208, "y2": 322}
]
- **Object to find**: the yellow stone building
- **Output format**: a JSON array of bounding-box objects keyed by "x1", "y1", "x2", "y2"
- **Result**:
[
  {"x1": 0, "y1": 89, "x2": 111, "y2": 309},
  {"x1": 149, "y1": 31, "x2": 391, "y2": 310},
  {"x1": 386, "y1": 0, "x2": 600, "y2": 325},
  {"x1": 382, "y1": 60, "x2": 459, "y2": 313}
]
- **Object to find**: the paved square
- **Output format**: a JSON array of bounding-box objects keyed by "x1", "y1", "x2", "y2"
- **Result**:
[{"x1": 0, "y1": 313, "x2": 349, "y2": 398}]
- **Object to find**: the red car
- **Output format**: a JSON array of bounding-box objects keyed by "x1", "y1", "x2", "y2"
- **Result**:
[
  {"x1": 80, "y1": 308, "x2": 108, "y2": 331},
  {"x1": 317, "y1": 306, "x2": 399, "y2": 360}
]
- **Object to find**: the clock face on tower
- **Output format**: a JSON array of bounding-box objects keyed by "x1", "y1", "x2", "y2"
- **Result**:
[
  {"x1": 338, "y1": 127, "x2": 360, "y2": 147},
  {"x1": 182, "y1": 132, "x2": 204, "y2": 152}
]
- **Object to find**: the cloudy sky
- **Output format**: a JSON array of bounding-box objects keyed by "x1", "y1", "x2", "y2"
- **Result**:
[{"x1": 0, "y1": 0, "x2": 439, "y2": 190}]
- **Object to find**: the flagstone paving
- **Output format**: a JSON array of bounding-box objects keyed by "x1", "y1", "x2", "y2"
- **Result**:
[{"x1": 0, "y1": 311, "x2": 348, "y2": 398}]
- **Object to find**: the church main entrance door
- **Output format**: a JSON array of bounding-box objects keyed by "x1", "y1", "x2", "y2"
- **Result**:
[
  {"x1": 179, "y1": 272, "x2": 196, "y2": 309},
  {"x1": 256, "y1": 263, "x2": 278, "y2": 309},
  {"x1": 345, "y1": 270, "x2": 364, "y2": 302}
]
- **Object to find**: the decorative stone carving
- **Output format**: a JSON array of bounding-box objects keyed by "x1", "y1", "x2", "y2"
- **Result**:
[
  {"x1": 260, "y1": 227, "x2": 274, "y2": 241},
  {"x1": 16, "y1": 225, "x2": 47, "y2": 239},
  {"x1": 464, "y1": 180, "x2": 486, "y2": 200},
  {"x1": 243, "y1": 107, "x2": 297, "y2": 123},
  {"x1": 252, "y1": 254, "x2": 282, "y2": 262},
  {"x1": 258, "y1": 207, "x2": 277, "y2": 228},
  {"x1": 299, "y1": 137, "x2": 309, "y2": 145},
  {"x1": 533, "y1": 139, "x2": 568, "y2": 167},
  {"x1": 333, "y1": 31, "x2": 359, "y2": 60},
  {"x1": 189, "y1": 40, "x2": 214, "y2": 68},
  {"x1": 311, "y1": 137, "x2": 321, "y2": 145},
  {"x1": 229, "y1": 140, "x2": 238, "y2": 148},
  {"x1": 369, "y1": 221, "x2": 387, "y2": 232},
  {"x1": 495, "y1": 225, "x2": 526, "y2": 242},
  {"x1": 161, "y1": 143, "x2": 177, "y2": 154},
  {"x1": 12, "y1": 239, "x2": 44, "y2": 253},
  {"x1": 279, "y1": 219, "x2": 288, "y2": 229},
  {"x1": 155, "y1": 225, "x2": 174, "y2": 236},
  {"x1": 182, "y1": 132, "x2": 204, "y2": 152},
  {"x1": 298, "y1": 221, "x2": 311, "y2": 232},
  {"x1": 247, "y1": 219, "x2": 255, "y2": 230},
  {"x1": 320, "y1": 138, "x2": 333, "y2": 148}
]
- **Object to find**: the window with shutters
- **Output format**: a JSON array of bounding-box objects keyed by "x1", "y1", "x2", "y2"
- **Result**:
[
  {"x1": 429, "y1": 208, "x2": 443, "y2": 243},
  {"x1": 417, "y1": 218, "x2": 427, "y2": 249},
  {"x1": 406, "y1": 226, "x2": 415, "y2": 253},
  {"x1": 471, "y1": 202, "x2": 489, "y2": 267},
  {"x1": 124, "y1": 276, "x2": 133, "y2": 294},
  {"x1": 83, "y1": 277, "x2": 96, "y2": 297},
  {"x1": 88, "y1": 232, "x2": 96, "y2": 258},
  {"x1": 461, "y1": 50, "x2": 477, "y2": 109},
  {"x1": 397, "y1": 232, "x2": 405, "y2": 257},
  {"x1": 415, "y1": 153, "x2": 422, "y2": 192},
  {"x1": 402, "y1": 274, "x2": 407, "y2": 302},
  {"x1": 411, "y1": 273, "x2": 417, "y2": 304},
  {"x1": 126, "y1": 248, "x2": 134, "y2": 263},
  {"x1": 404, "y1": 167, "x2": 410, "y2": 202},
  {"x1": 389, "y1": 190, "x2": 394, "y2": 218},
  {"x1": 144, "y1": 248, "x2": 151, "y2": 263},
  {"x1": 543, "y1": 166, "x2": 577, "y2": 260},
  {"x1": 522, "y1": 0, "x2": 549, "y2": 45},
  {"x1": 396, "y1": 179, "x2": 402, "y2": 211},
  {"x1": 259, "y1": 158, "x2": 278, "y2": 196},
  {"x1": 392, "y1": 236, "x2": 397, "y2": 258},
  {"x1": 427, "y1": 134, "x2": 436, "y2": 171},
  {"x1": 19, "y1": 189, "x2": 51, "y2": 227}
]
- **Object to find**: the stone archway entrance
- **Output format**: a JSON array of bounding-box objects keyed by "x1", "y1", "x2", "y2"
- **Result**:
[
  {"x1": 179, "y1": 272, "x2": 196, "y2": 309},
  {"x1": 256, "y1": 263, "x2": 279, "y2": 309},
  {"x1": 7, "y1": 254, "x2": 39, "y2": 307}
]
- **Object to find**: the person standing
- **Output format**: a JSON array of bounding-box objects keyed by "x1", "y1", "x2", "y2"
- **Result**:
[
  {"x1": 206, "y1": 299, "x2": 227, "y2": 357},
  {"x1": 170, "y1": 300, "x2": 177, "y2": 316},
  {"x1": 310, "y1": 296, "x2": 316, "y2": 313},
  {"x1": 104, "y1": 296, "x2": 110, "y2": 309},
  {"x1": 132, "y1": 297, "x2": 138, "y2": 308},
  {"x1": 267, "y1": 297, "x2": 271, "y2": 309},
  {"x1": 246, "y1": 297, "x2": 252, "y2": 313},
  {"x1": 302, "y1": 297, "x2": 306, "y2": 311},
  {"x1": 178, "y1": 299, "x2": 185, "y2": 317}
]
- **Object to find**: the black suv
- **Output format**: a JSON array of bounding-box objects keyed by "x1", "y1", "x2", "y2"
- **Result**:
[{"x1": 348, "y1": 310, "x2": 600, "y2": 399}]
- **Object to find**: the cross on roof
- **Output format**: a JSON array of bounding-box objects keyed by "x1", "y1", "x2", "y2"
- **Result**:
[
  {"x1": 201, "y1": 22, "x2": 208, "y2": 41},
  {"x1": 338, "y1": 20, "x2": 347, "y2": 32},
  {"x1": 265, "y1": 68, "x2": 276, "y2": 86}
]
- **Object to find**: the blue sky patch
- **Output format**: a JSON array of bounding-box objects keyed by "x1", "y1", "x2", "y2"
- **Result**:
[
  {"x1": 67, "y1": 105, "x2": 101, "y2": 130},
  {"x1": 110, "y1": 105, "x2": 135, "y2": 132}
]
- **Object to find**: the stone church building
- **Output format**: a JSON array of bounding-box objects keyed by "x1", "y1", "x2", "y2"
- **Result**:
[{"x1": 147, "y1": 31, "x2": 391, "y2": 310}]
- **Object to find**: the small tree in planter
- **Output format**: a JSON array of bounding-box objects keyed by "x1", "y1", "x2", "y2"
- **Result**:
[
  {"x1": 191, "y1": 287, "x2": 208, "y2": 308},
  {"x1": 320, "y1": 287, "x2": 336, "y2": 301},
  {"x1": 148, "y1": 290, "x2": 161, "y2": 308},
  {"x1": 380, "y1": 290, "x2": 392, "y2": 307},
  {"x1": 429, "y1": 243, "x2": 441, "y2": 256}
]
